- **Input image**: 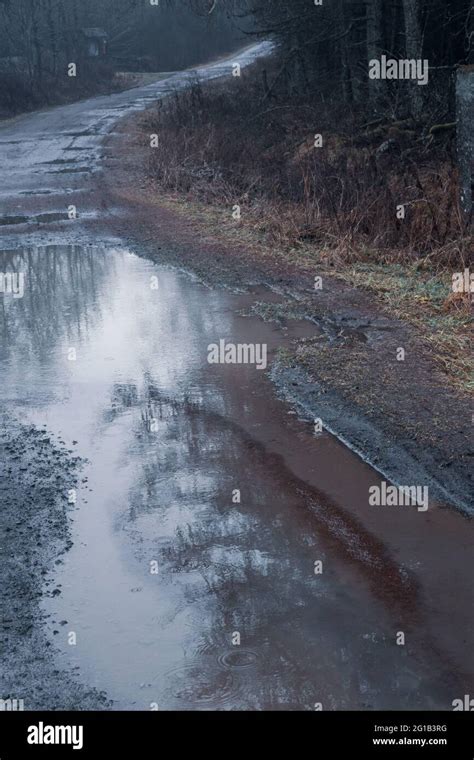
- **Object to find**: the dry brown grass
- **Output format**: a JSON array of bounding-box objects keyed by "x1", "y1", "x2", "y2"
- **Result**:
[
  {"x1": 140, "y1": 66, "x2": 472, "y2": 268},
  {"x1": 137, "y1": 64, "x2": 473, "y2": 391}
]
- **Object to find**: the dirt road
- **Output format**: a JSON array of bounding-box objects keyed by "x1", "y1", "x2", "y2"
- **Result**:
[{"x1": 0, "y1": 42, "x2": 472, "y2": 711}]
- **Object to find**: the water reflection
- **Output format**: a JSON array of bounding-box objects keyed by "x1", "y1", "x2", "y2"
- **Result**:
[
  {"x1": 0, "y1": 246, "x2": 109, "y2": 358},
  {"x1": 0, "y1": 245, "x2": 468, "y2": 710}
]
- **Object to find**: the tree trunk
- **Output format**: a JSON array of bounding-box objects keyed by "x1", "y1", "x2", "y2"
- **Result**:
[
  {"x1": 456, "y1": 67, "x2": 474, "y2": 223},
  {"x1": 366, "y1": 0, "x2": 384, "y2": 109},
  {"x1": 468, "y1": 3, "x2": 474, "y2": 64},
  {"x1": 402, "y1": 0, "x2": 423, "y2": 119}
]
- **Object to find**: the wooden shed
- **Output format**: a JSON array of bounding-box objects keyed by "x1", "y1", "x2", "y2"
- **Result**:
[{"x1": 81, "y1": 28, "x2": 108, "y2": 59}]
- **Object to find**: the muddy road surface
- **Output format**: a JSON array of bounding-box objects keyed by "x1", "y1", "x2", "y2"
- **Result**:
[{"x1": 0, "y1": 43, "x2": 472, "y2": 711}]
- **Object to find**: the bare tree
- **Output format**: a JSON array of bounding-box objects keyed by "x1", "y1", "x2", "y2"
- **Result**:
[
  {"x1": 401, "y1": 0, "x2": 423, "y2": 119},
  {"x1": 366, "y1": 0, "x2": 384, "y2": 109}
]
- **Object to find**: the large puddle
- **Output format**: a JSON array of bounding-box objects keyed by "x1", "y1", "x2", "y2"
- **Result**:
[{"x1": 0, "y1": 245, "x2": 471, "y2": 710}]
